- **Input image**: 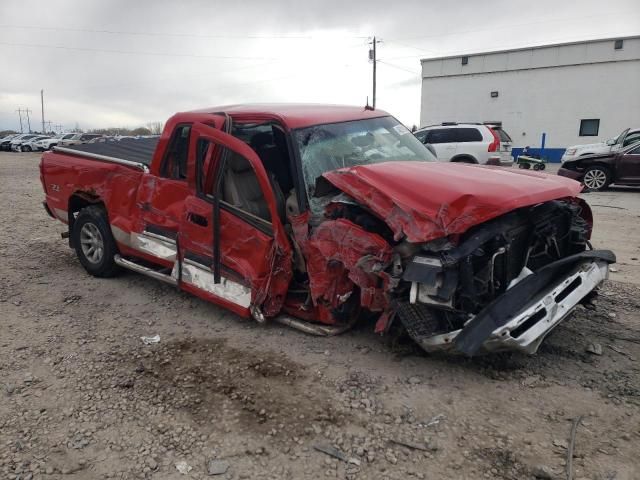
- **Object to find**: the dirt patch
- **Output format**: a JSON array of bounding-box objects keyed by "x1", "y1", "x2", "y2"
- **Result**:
[{"x1": 132, "y1": 338, "x2": 344, "y2": 435}]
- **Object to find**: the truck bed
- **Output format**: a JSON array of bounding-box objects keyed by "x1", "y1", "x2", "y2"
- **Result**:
[{"x1": 55, "y1": 137, "x2": 159, "y2": 168}]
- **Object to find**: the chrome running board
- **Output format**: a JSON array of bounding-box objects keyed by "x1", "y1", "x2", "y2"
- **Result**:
[{"x1": 114, "y1": 254, "x2": 177, "y2": 286}]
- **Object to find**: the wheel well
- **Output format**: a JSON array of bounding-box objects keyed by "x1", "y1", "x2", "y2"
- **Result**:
[
  {"x1": 68, "y1": 192, "x2": 105, "y2": 244},
  {"x1": 585, "y1": 163, "x2": 611, "y2": 172},
  {"x1": 451, "y1": 155, "x2": 478, "y2": 164}
]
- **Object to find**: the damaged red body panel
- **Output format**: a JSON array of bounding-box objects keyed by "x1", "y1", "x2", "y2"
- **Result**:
[
  {"x1": 40, "y1": 104, "x2": 614, "y2": 356},
  {"x1": 322, "y1": 162, "x2": 583, "y2": 243}
]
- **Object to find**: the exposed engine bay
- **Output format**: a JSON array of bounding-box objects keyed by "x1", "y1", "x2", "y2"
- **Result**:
[{"x1": 291, "y1": 191, "x2": 614, "y2": 356}]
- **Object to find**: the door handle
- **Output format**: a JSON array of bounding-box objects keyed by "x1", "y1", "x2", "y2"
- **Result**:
[{"x1": 188, "y1": 212, "x2": 208, "y2": 227}]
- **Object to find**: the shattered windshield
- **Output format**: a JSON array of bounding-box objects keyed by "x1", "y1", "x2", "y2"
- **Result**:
[{"x1": 295, "y1": 116, "x2": 436, "y2": 197}]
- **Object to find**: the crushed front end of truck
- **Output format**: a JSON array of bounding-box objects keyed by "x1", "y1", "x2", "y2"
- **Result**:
[{"x1": 286, "y1": 163, "x2": 615, "y2": 356}]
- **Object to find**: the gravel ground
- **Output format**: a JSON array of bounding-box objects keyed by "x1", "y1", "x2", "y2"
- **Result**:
[{"x1": 1, "y1": 152, "x2": 639, "y2": 480}]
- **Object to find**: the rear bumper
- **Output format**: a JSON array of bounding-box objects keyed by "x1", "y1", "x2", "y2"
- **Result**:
[{"x1": 415, "y1": 253, "x2": 612, "y2": 355}]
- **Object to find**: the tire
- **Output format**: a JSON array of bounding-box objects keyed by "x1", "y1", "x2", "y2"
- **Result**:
[
  {"x1": 22, "y1": 145, "x2": 31, "y2": 152},
  {"x1": 71, "y1": 205, "x2": 121, "y2": 277},
  {"x1": 582, "y1": 166, "x2": 611, "y2": 191},
  {"x1": 533, "y1": 163, "x2": 542, "y2": 170}
]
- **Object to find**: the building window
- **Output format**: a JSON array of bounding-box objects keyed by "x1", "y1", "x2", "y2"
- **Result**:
[
  {"x1": 614, "y1": 39, "x2": 624, "y2": 50},
  {"x1": 579, "y1": 119, "x2": 600, "y2": 137},
  {"x1": 461, "y1": 56, "x2": 468, "y2": 65}
]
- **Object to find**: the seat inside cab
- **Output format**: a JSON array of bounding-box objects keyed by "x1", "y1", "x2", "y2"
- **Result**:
[{"x1": 222, "y1": 123, "x2": 295, "y2": 223}]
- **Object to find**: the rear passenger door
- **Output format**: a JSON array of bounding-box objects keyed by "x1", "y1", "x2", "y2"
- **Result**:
[
  {"x1": 425, "y1": 128, "x2": 457, "y2": 160},
  {"x1": 132, "y1": 124, "x2": 196, "y2": 267},
  {"x1": 454, "y1": 127, "x2": 484, "y2": 161},
  {"x1": 177, "y1": 123, "x2": 292, "y2": 318}
]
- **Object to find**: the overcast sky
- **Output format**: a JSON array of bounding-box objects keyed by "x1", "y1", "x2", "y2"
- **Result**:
[{"x1": 1, "y1": 0, "x2": 638, "y2": 132}]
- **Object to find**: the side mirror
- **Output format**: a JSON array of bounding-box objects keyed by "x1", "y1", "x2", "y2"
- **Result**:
[{"x1": 606, "y1": 139, "x2": 616, "y2": 146}]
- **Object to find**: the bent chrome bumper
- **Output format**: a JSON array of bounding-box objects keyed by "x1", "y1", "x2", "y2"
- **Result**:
[{"x1": 416, "y1": 257, "x2": 611, "y2": 355}]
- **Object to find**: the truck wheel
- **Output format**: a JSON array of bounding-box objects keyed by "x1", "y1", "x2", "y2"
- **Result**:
[
  {"x1": 72, "y1": 205, "x2": 121, "y2": 277},
  {"x1": 582, "y1": 166, "x2": 611, "y2": 191}
]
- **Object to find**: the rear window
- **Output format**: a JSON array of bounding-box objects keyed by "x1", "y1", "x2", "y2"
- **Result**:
[
  {"x1": 492, "y1": 127, "x2": 512, "y2": 143},
  {"x1": 426, "y1": 128, "x2": 456, "y2": 144},
  {"x1": 456, "y1": 128, "x2": 483, "y2": 142}
]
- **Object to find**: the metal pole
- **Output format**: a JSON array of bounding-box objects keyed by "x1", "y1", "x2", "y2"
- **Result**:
[
  {"x1": 372, "y1": 36, "x2": 377, "y2": 109},
  {"x1": 41, "y1": 90, "x2": 45, "y2": 134},
  {"x1": 25, "y1": 109, "x2": 32, "y2": 133},
  {"x1": 16, "y1": 109, "x2": 24, "y2": 133}
]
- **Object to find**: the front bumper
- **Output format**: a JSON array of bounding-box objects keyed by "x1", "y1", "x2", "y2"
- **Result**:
[
  {"x1": 414, "y1": 255, "x2": 611, "y2": 355},
  {"x1": 558, "y1": 167, "x2": 582, "y2": 181}
]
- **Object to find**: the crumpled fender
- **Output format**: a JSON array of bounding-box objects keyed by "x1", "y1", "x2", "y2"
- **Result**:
[{"x1": 291, "y1": 212, "x2": 393, "y2": 323}]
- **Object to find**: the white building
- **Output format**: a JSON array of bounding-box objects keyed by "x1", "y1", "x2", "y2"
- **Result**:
[{"x1": 420, "y1": 36, "x2": 640, "y2": 161}]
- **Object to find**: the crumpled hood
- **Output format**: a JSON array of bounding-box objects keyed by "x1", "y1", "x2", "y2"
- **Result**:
[{"x1": 322, "y1": 161, "x2": 583, "y2": 243}]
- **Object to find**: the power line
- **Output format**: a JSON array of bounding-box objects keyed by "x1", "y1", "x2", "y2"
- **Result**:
[
  {"x1": 0, "y1": 41, "x2": 276, "y2": 60},
  {"x1": 387, "y1": 12, "x2": 627, "y2": 41},
  {"x1": 0, "y1": 24, "x2": 369, "y2": 40},
  {"x1": 377, "y1": 60, "x2": 420, "y2": 75}
]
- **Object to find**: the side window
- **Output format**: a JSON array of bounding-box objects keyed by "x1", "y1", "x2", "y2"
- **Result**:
[
  {"x1": 579, "y1": 119, "x2": 600, "y2": 136},
  {"x1": 456, "y1": 128, "x2": 483, "y2": 142},
  {"x1": 427, "y1": 128, "x2": 456, "y2": 144},
  {"x1": 160, "y1": 124, "x2": 191, "y2": 180},
  {"x1": 622, "y1": 132, "x2": 640, "y2": 147},
  {"x1": 414, "y1": 131, "x2": 427, "y2": 143},
  {"x1": 628, "y1": 145, "x2": 640, "y2": 155}
]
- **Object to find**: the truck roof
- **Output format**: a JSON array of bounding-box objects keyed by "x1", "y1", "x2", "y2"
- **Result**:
[{"x1": 189, "y1": 103, "x2": 389, "y2": 129}]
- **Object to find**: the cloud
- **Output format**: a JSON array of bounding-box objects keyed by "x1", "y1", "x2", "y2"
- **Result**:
[{"x1": 0, "y1": 0, "x2": 638, "y2": 131}]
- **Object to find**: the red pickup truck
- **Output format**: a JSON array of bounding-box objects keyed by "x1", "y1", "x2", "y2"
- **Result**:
[{"x1": 40, "y1": 104, "x2": 614, "y2": 355}]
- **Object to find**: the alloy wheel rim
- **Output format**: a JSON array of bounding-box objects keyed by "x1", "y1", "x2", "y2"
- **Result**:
[
  {"x1": 80, "y1": 222, "x2": 105, "y2": 264},
  {"x1": 583, "y1": 169, "x2": 607, "y2": 189}
]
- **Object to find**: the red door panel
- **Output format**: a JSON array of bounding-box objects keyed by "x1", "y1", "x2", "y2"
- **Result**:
[{"x1": 176, "y1": 122, "x2": 292, "y2": 318}]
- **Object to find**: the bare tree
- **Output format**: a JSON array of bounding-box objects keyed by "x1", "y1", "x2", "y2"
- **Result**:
[{"x1": 146, "y1": 121, "x2": 164, "y2": 135}]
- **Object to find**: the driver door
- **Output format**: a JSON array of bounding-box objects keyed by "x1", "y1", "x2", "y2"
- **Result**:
[{"x1": 177, "y1": 123, "x2": 292, "y2": 318}]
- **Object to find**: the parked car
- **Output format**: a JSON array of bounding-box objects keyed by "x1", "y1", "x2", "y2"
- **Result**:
[
  {"x1": 10, "y1": 134, "x2": 42, "y2": 151},
  {"x1": 19, "y1": 135, "x2": 52, "y2": 152},
  {"x1": 33, "y1": 133, "x2": 77, "y2": 151},
  {"x1": 40, "y1": 104, "x2": 613, "y2": 356},
  {"x1": 413, "y1": 123, "x2": 513, "y2": 165},
  {"x1": 2, "y1": 133, "x2": 30, "y2": 151},
  {"x1": 558, "y1": 142, "x2": 640, "y2": 190},
  {"x1": 0, "y1": 134, "x2": 19, "y2": 150},
  {"x1": 561, "y1": 127, "x2": 640, "y2": 163},
  {"x1": 58, "y1": 133, "x2": 105, "y2": 146}
]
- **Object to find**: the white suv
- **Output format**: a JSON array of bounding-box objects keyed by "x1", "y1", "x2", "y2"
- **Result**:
[
  {"x1": 33, "y1": 133, "x2": 77, "y2": 151},
  {"x1": 414, "y1": 123, "x2": 513, "y2": 165}
]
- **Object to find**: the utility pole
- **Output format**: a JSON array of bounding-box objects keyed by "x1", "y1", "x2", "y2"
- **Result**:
[
  {"x1": 24, "y1": 108, "x2": 33, "y2": 133},
  {"x1": 45, "y1": 121, "x2": 53, "y2": 133},
  {"x1": 41, "y1": 90, "x2": 45, "y2": 134},
  {"x1": 54, "y1": 124, "x2": 63, "y2": 133},
  {"x1": 15, "y1": 108, "x2": 24, "y2": 133},
  {"x1": 369, "y1": 37, "x2": 381, "y2": 109}
]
